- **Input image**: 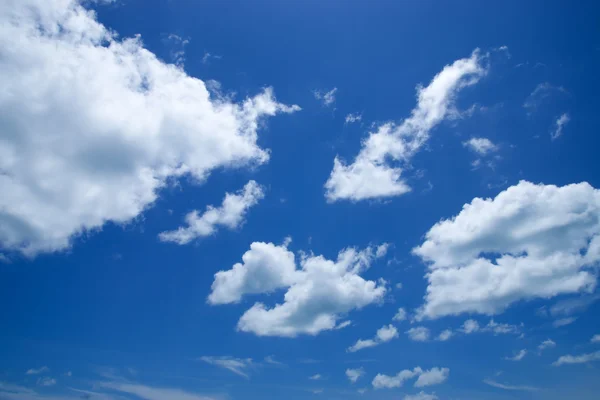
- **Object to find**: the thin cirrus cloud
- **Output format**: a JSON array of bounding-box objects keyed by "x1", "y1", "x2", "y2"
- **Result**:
[
  {"x1": 551, "y1": 113, "x2": 570, "y2": 140},
  {"x1": 0, "y1": 0, "x2": 299, "y2": 257},
  {"x1": 483, "y1": 379, "x2": 539, "y2": 392},
  {"x1": 199, "y1": 356, "x2": 253, "y2": 379},
  {"x1": 208, "y1": 241, "x2": 389, "y2": 337},
  {"x1": 159, "y1": 180, "x2": 264, "y2": 244},
  {"x1": 347, "y1": 325, "x2": 399, "y2": 352},
  {"x1": 505, "y1": 349, "x2": 527, "y2": 361},
  {"x1": 324, "y1": 49, "x2": 487, "y2": 202},
  {"x1": 413, "y1": 181, "x2": 600, "y2": 320}
]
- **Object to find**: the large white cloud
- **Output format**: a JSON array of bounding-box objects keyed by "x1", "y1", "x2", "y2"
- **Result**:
[
  {"x1": 159, "y1": 181, "x2": 264, "y2": 245},
  {"x1": 0, "y1": 0, "x2": 299, "y2": 256},
  {"x1": 413, "y1": 181, "x2": 600, "y2": 320},
  {"x1": 324, "y1": 50, "x2": 486, "y2": 202},
  {"x1": 209, "y1": 242, "x2": 389, "y2": 337}
]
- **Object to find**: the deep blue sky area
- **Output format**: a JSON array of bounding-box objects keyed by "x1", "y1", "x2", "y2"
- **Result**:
[{"x1": 1, "y1": 1, "x2": 600, "y2": 400}]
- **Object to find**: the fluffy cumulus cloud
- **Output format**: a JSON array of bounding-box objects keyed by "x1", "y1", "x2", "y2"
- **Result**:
[
  {"x1": 372, "y1": 367, "x2": 449, "y2": 389},
  {"x1": 346, "y1": 368, "x2": 365, "y2": 383},
  {"x1": 463, "y1": 137, "x2": 497, "y2": 155},
  {"x1": 404, "y1": 392, "x2": 439, "y2": 400},
  {"x1": 324, "y1": 50, "x2": 486, "y2": 202},
  {"x1": 209, "y1": 242, "x2": 389, "y2": 337},
  {"x1": 413, "y1": 181, "x2": 600, "y2": 320},
  {"x1": 207, "y1": 241, "x2": 297, "y2": 305},
  {"x1": 393, "y1": 307, "x2": 408, "y2": 321},
  {"x1": 347, "y1": 324, "x2": 399, "y2": 352},
  {"x1": 406, "y1": 327, "x2": 430, "y2": 342},
  {"x1": 0, "y1": 0, "x2": 299, "y2": 256},
  {"x1": 436, "y1": 329, "x2": 453, "y2": 341},
  {"x1": 159, "y1": 181, "x2": 264, "y2": 244}
]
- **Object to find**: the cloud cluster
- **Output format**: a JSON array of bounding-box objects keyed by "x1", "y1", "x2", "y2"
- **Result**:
[
  {"x1": 0, "y1": 0, "x2": 298, "y2": 256},
  {"x1": 159, "y1": 181, "x2": 264, "y2": 244},
  {"x1": 325, "y1": 50, "x2": 486, "y2": 202},
  {"x1": 209, "y1": 241, "x2": 389, "y2": 337},
  {"x1": 373, "y1": 367, "x2": 449, "y2": 389},
  {"x1": 414, "y1": 181, "x2": 600, "y2": 319}
]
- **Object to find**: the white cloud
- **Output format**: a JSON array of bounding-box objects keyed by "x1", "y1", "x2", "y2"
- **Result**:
[
  {"x1": 309, "y1": 374, "x2": 322, "y2": 380},
  {"x1": 553, "y1": 351, "x2": 600, "y2": 366},
  {"x1": 591, "y1": 334, "x2": 600, "y2": 343},
  {"x1": 165, "y1": 34, "x2": 189, "y2": 67},
  {"x1": 413, "y1": 181, "x2": 600, "y2": 320},
  {"x1": 345, "y1": 113, "x2": 362, "y2": 124},
  {"x1": 484, "y1": 319, "x2": 520, "y2": 335},
  {"x1": 463, "y1": 137, "x2": 497, "y2": 155},
  {"x1": 393, "y1": 307, "x2": 407, "y2": 321},
  {"x1": 199, "y1": 356, "x2": 252, "y2": 378},
  {"x1": 98, "y1": 381, "x2": 217, "y2": 400},
  {"x1": 538, "y1": 339, "x2": 556, "y2": 352},
  {"x1": 36, "y1": 378, "x2": 56, "y2": 387},
  {"x1": 404, "y1": 392, "x2": 438, "y2": 400},
  {"x1": 483, "y1": 379, "x2": 539, "y2": 392},
  {"x1": 26, "y1": 367, "x2": 49, "y2": 375},
  {"x1": 505, "y1": 349, "x2": 527, "y2": 361},
  {"x1": 460, "y1": 319, "x2": 480, "y2": 334},
  {"x1": 348, "y1": 324, "x2": 399, "y2": 352},
  {"x1": 553, "y1": 317, "x2": 577, "y2": 327},
  {"x1": 0, "y1": 0, "x2": 299, "y2": 256},
  {"x1": 314, "y1": 88, "x2": 337, "y2": 107},
  {"x1": 551, "y1": 113, "x2": 570, "y2": 140},
  {"x1": 414, "y1": 367, "x2": 449, "y2": 387},
  {"x1": 201, "y1": 52, "x2": 222, "y2": 65},
  {"x1": 436, "y1": 329, "x2": 453, "y2": 341},
  {"x1": 324, "y1": 50, "x2": 486, "y2": 202},
  {"x1": 207, "y1": 241, "x2": 296, "y2": 304},
  {"x1": 159, "y1": 181, "x2": 264, "y2": 244},
  {"x1": 406, "y1": 327, "x2": 430, "y2": 342},
  {"x1": 210, "y1": 242, "x2": 388, "y2": 337},
  {"x1": 346, "y1": 368, "x2": 365, "y2": 383},
  {"x1": 550, "y1": 294, "x2": 600, "y2": 317},
  {"x1": 372, "y1": 367, "x2": 449, "y2": 389},
  {"x1": 264, "y1": 355, "x2": 285, "y2": 366}
]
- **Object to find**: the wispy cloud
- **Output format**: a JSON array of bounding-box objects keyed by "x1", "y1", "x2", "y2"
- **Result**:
[
  {"x1": 483, "y1": 379, "x2": 539, "y2": 392},
  {"x1": 199, "y1": 356, "x2": 253, "y2": 379},
  {"x1": 26, "y1": 366, "x2": 49, "y2": 375},
  {"x1": 313, "y1": 88, "x2": 337, "y2": 107},
  {"x1": 551, "y1": 113, "x2": 570, "y2": 140},
  {"x1": 505, "y1": 349, "x2": 527, "y2": 361},
  {"x1": 553, "y1": 351, "x2": 600, "y2": 366}
]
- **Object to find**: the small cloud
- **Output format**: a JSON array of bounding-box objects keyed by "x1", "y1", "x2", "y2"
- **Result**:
[
  {"x1": 309, "y1": 374, "x2": 322, "y2": 380},
  {"x1": 313, "y1": 88, "x2": 337, "y2": 107},
  {"x1": 483, "y1": 379, "x2": 539, "y2": 392},
  {"x1": 404, "y1": 391, "x2": 439, "y2": 400},
  {"x1": 505, "y1": 349, "x2": 527, "y2": 361},
  {"x1": 553, "y1": 350, "x2": 600, "y2": 366},
  {"x1": 538, "y1": 339, "x2": 556, "y2": 353},
  {"x1": 202, "y1": 51, "x2": 222, "y2": 65},
  {"x1": 264, "y1": 355, "x2": 285, "y2": 367},
  {"x1": 36, "y1": 377, "x2": 56, "y2": 387},
  {"x1": 335, "y1": 320, "x2": 352, "y2": 330},
  {"x1": 406, "y1": 327, "x2": 430, "y2": 342},
  {"x1": 64, "y1": 371, "x2": 72, "y2": 377},
  {"x1": 199, "y1": 356, "x2": 253, "y2": 379},
  {"x1": 436, "y1": 329, "x2": 453, "y2": 341},
  {"x1": 523, "y1": 82, "x2": 568, "y2": 114},
  {"x1": 26, "y1": 366, "x2": 49, "y2": 375},
  {"x1": 165, "y1": 34, "x2": 190, "y2": 68},
  {"x1": 463, "y1": 137, "x2": 498, "y2": 156},
  {"x1": 591, "y1": 334, "x2": 600, "y2": 343},
  {"x1": 346, "y1": 367, "x2": 365, "y2": 383},
  {"x1": 460, "y1": 319, "x2": 480, "y2": 334},
  {"x1": 395, "y1": 283, "x2": 403, "y2": 290},
  {"x1": 393, "y1": 308, "x2": 407, "y2": 322},
  {"x1": 0, "y1": 253, "x2": 11, "y2": 263},
  {"x1": 348, "y1": 325, "x2": 399, "y2": 352},
  {"x1": 345, "y1": 113, "x2": 362, "y2": 124},
  {"x1": 551, "y1": 113, "x2": 570, "y2": 140},
  {"x1": 553, "y1": 317, "x2": 577, "y2": 327}
]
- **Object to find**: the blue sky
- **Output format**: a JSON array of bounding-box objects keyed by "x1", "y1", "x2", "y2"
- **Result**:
[{"x1": 1, "y1": 0, "x2": 600, "y2": 399}]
